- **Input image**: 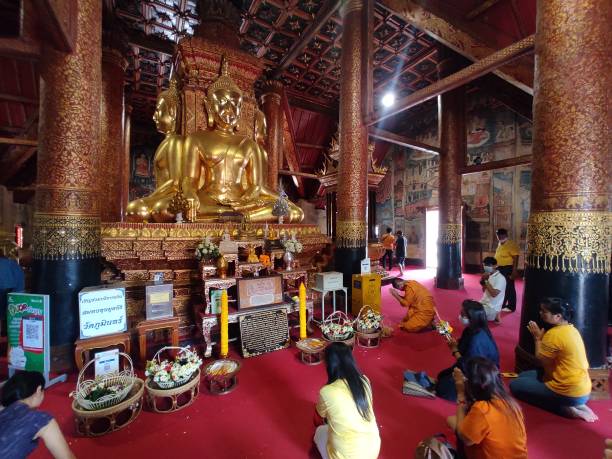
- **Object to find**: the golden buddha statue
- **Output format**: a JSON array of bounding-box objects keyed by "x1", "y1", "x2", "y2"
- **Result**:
[
  {"x1": 126, "y1": 78, "x2": 184, "y2": 222},
  {"x1": 183, "y1": 58, "x2": 303, "y2": 223}
]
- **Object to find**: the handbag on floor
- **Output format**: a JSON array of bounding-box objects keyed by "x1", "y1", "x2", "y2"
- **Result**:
[{"x1": 414, "y1": 434, "x2": 457, "y2": 459}]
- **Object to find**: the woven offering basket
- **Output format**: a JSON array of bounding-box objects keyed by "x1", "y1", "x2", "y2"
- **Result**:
[
  {"x1": 320, "y1": 311, "x2": 355, "y2": 348},
  {"x1": 355, "y1": 305, "x2": 383, "y2": 348},
  {"x1": 146, "y1": 346, "x2": 202, "y2": 390},
  {"x1": 72, "y1": 379, "x2": 144, "y2": 437},
  {"x1": 203, "y1": 359, "x2": 241, "y2": 395},
  {"x1": 296, "y1": 337, "x2": 327, "y2": 365},
  {"x1": 145, "y1": 369, "x2": 201, "y2": 413},
  {"x1": 71, "y1": 352, "x2": 136, "y2": 411}
]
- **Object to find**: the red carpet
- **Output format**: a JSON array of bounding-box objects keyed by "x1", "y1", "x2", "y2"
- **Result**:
[{"x1": 29, "y1": 269, "x2": 611, "y2": 458}]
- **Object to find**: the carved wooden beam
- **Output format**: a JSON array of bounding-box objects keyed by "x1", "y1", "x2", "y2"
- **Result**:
[
  {"x1": 380, "y1": 0, "x2": 533, "y2": 93},
  {"x1": 0, "y1": 137, "x2": 38, "y2": 146},
  {"x1": 366, "y1": 35, "x2": 534, "y2": 126},
  {"x1": 474, "y1": 74, "x2": 532, "y2": 121},
  {"x1": 369, "y1": 128, "x2": 440, "y2": 155},
  {"x1": 127, "y1": 29, "x2": 175, "y2": 56},
  {"x1": 279, "y1": 170, "x2": 319, "y2": 179},
  {"x1": 460, "y1": 155, "x2": 531, "y2": 174},
  {"x1": 296, "y1": 142, "x2": 326, "y2": 150},
  {"x1": 281, "y1": 91, "x2": 305, "y2": 196},
  {"x1": 0, "y1": 93, "x2": 38, "y2": 105},
  {"x1": 0, "y1": 113, "x2": 38, "y2": 183},
  {"x1": 465, "y1": 0, "x2": 502, "y2": 20},
  {"x1": 271, "y1": 0, "x2": 341, "y2": 79}
]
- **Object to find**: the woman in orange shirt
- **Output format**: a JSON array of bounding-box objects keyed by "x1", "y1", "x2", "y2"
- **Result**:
[{"x1": 447, "y1": 357, "x2": 527, "y2": 459}]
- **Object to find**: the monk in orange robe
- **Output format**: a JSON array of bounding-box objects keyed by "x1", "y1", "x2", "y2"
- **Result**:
[{"x1": 390, "y1": 278, "x2": 435, "y2": 332}]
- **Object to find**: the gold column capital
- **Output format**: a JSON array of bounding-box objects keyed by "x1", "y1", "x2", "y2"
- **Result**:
[
  {"x1": 439, "y1": 223, "x2": 462, "y2": 244},
  {"x1": 33, "y1": 214, "x2": 101, "y2": 260},
  {"x1": 526, "y1": 211, "x2": 611, "y2": 274},
  {"x1": 336, "y1": 219, "x2": 367, "y2": 249}
]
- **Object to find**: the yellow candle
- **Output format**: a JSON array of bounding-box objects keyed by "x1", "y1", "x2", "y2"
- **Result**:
[
  {"x1": 299, "y1": 282, "x2": 307, "y2": 340},
  {"x1": 220, "y1": 289, "x2": 229, "y2": 357}
]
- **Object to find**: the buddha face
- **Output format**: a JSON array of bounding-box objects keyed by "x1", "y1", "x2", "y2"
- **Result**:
[
  {"x1": 153, "y1": 97, "x2": 176, "y2": 134},
  {"x1": 210, "y1": 88, "x2": 242, "y2": 129}
]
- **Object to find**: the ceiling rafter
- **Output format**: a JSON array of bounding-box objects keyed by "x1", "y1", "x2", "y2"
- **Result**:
[{"x1": 465, "y1": 0, "x2": 502, "y2": 20}]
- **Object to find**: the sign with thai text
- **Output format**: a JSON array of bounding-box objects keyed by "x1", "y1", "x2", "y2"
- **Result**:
[
  {"x1": 7, "y1": 293, "x2": 49, "y2": 374},
  {"x1": 78, "y1": 287, "x2": 127, "y2": 339}
]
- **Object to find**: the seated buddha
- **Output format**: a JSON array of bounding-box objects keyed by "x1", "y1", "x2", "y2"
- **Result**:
[
  {"x1": 183, "y1": 57, "x2": 303, "y2": 223},
  {"x1": 126, "y1": 79, "x2": 184, "y2": 222}
]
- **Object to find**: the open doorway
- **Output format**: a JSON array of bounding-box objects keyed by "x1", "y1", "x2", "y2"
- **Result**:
[{"x1": 425, "y1": 208, "x2": 439, "y2": 268}]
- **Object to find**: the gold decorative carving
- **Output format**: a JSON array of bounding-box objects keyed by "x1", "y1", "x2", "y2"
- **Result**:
[
  {"x1": 336, "y1": 220, "x2": 368, "y2": 249},
  {"x1": 526, "y1": 211, "x2": 611, "y2": 274},
  {"x1": 439, "y1": 224, "x2": 462, "y2": 244},
  {"x1": 33, "y1": 214, "x2": 100, "y2": 260}
]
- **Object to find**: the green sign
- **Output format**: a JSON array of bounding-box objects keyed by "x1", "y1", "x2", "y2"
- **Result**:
[{"x1": 7, "y1": 293, "x2": 49, "y2": 374}]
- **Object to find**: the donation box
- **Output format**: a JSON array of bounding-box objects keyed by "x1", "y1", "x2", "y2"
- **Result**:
[
  {"x1": 351, "y1": 274, "x2": 381, "y2": 315},
  {"x1": 315, "y1": 271, "x2": 344, "y2": 291}
]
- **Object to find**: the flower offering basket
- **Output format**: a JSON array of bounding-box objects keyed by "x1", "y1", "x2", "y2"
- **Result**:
[
  {"x1": 71, "y1": 352, "x2": 136, "y2": 411},
  {"x1": 203, "y1": 359, "x2": 241, "y2": 395},
  {"x1": 321, "y1": 311, "x2": 355, "y2": 348},
  {"x1": 356, "y1": 305, "x2": 383, "y2": 349},
  {"x1": 145, "y1": 346, "x2": 202, "y2": 390}
]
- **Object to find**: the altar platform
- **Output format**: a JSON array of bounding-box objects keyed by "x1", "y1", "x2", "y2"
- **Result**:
[{"x1": 101, "y1": 222, "x2": 330, "y2": 340}]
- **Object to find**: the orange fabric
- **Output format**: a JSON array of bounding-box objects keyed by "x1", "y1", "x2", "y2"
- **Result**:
[
  {"x1": 381, "y1": 233, "x2": 395, "y2": 250},
  {"x1": 398, "y1": 281, "x2": 435, "y2": 332},
  {"x1": 459, "y1": 399, "x2": 527, "y2": 459}
]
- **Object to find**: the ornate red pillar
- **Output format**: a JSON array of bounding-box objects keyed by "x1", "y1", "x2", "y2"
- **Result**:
[
  {"x1": 517, "y1": 0, "x2": 611, "y2": 369},
  {"x1": 261, "y1": 80, "x2": 284, "y2": 192},
  {"x1": 336, "y1": 0, "x2": 369, "y2": 285},
  {"x1": 33, "y1": 1, "x2": 102, "y2": 371},
  {"x1": 100, "y1": 44, "x2": 127, "y2": 222},
  {"x1": 436, "y1": 52, "x2": 464, "y2": 289}
]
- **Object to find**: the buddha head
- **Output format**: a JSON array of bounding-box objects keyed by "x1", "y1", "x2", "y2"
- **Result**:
[
  {"x1": 153, "y1": 77, "x2": 179, "y2": 134},
  {"x1": 206, "y1": 56, "x2": 243, "y2": 131}
]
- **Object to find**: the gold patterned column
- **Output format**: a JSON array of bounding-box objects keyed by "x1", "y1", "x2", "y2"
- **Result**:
[
  {"x1": 436, "y1": 50, "x2": 465, "y2": 289},
  {"x1": 335, "y1": 0, "x2": 369, "y2": 282},
  {"x1": 517, "y1": 0, "x2": 611, "y2": 370},
  {"x1": 261, "y1": 80, "x2": 283, "y2": 192},
  {"x1": 34, "y1": 0, "x2": 103, "y2": 371},
  {"x1": 100, "y1": 46, "x2": 127, "y2": 222}
]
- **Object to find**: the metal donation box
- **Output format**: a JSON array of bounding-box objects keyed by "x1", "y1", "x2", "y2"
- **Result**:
[
  {"x1": 351, "y1": 274, "x2": 381, "y2": 315},
  {"x1": 315, "y1": 271, "x2": 344, "y2": 291}
]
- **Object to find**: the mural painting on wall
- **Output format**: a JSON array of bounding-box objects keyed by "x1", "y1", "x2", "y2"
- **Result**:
[
  {"x1": 516, "y1": 167, "x2": 531, "y2": 251},
  {"x1": 129, "y1": 146, "x2": 156, "y2": 201},
  {"x1": 393, "y1": 148, "x2": 405, "y2": 217},
  {"x1": 375, "y1": 154, "x2": 394, "y2": 231},
  {"x1": 462, "y1": 172, "x2": 492, "y2": 251},
  {"x1": 492, "y1": 170, "x2": 513, "y2": 232},
  {"x1": 466, "y1": 94, "x2": 532, "y2": 166}
]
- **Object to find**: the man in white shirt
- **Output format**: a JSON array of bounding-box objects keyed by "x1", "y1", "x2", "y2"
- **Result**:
[{"x1": 479, "y1": 256, "x2": 506, "y2": 324}]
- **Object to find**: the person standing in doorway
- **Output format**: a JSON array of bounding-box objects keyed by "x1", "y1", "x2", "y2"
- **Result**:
[
  {"x1": 395, "y1": 230, "x2": 408, "y2": 276},
  {"x1": 380, "y1": 227, "x2": 395, "y2": 272},
  {"x1": 494, "y1": 229, "x2": 520, "y2": 313}
]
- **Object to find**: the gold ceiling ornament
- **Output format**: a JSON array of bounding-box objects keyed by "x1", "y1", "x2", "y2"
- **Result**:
[
  {"x1": 526, "y1": 211, "x2": 611, "y2": 274},
  {"x1": 336, "y1": 219, "x2": 368, "y2": 249},
  {"x1": 32, "y1": 214, "x2": 100, "y2": 260},
  {"x1": 439, "y1": 224, "x2": 462, "y2": 245}
]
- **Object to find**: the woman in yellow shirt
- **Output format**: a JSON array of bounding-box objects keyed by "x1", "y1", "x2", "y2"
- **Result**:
[
  {"x1": 315, "y1": 343, "x2": 380, "y2": 459},
  {"x1": 510, "y1": 298, "x2": 597, "y2": 422}
]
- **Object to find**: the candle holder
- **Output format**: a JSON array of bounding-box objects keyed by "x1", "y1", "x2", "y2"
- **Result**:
[{"x1": 203, "y1": 359, "x2": 241, "y2": 395}]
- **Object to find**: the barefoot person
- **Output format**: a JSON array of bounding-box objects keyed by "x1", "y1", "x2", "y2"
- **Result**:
[
  {"x1": 395, "y1": 230, "x2": 407, "y2": 276},
  {"x1": 314, "y1": 342, "x2": 380, "y2": 459},
  {"x1": 390, "y1": 278, "x2": 435, "y2": 333},
  {"x1": 494, "y1": 228, "x2": 519, "y2": 313},
  {"x1": 380, "y1": 228, "x2": 395, "y2": 272},
  {"x1": 510, "y1": 298, "x2": 597, "y2": 422},
  {"x1": 447, "y1": 357, "x2": 527, "y2": 459},
  {"x1": 0, "y1": 371, "x2": 75, "y2": 458}
]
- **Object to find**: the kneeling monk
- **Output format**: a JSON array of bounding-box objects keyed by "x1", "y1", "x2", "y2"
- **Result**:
[{"x1": 390, "y1": 278, "x2": 435, "y2": 332}]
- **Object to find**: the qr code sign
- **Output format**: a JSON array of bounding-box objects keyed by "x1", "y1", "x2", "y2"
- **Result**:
[{"x1": 23, "y1": 318, "x2": 43, "y2": 350}]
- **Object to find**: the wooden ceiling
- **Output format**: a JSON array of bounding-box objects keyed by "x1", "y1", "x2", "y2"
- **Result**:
[{"x1": 0, "y1": 0, "x2": 537, "y2": 200}]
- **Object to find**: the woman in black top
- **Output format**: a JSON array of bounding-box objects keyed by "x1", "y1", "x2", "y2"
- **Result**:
[{"x1": 395, "y1": 230, "x2": 407, "y2": 276}]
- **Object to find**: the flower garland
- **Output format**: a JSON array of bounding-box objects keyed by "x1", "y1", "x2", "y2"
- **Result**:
[
  {"x1": 357, "y1": 309, "x2": 383, "y2": 332},
  {"x1": 321, "y1": 321, "x2": 354, "y2": 340},
  {"x1": 195, "y1": 237, "x2": 220, "y2": 262},
  {"x1": 145, "y1": 347, "x2": 202, "y2": 387},
  {"x1": 85, "y1": 381, "x2": 126, "y2": 402}
]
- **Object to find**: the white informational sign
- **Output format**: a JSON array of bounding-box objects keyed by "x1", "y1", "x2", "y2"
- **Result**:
[
  {"x1": 78, "y1": 287, "x2": 127, "y2": 339},
  {"x1": 22, "y1": 317, "x2": 44, "y2": 350},
  {"x1": 94, "y1": 349, "x2": 120, "y2": 378},
  {"x1": 360, "y1": 258, "x2": 371, "y2": 274}
]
